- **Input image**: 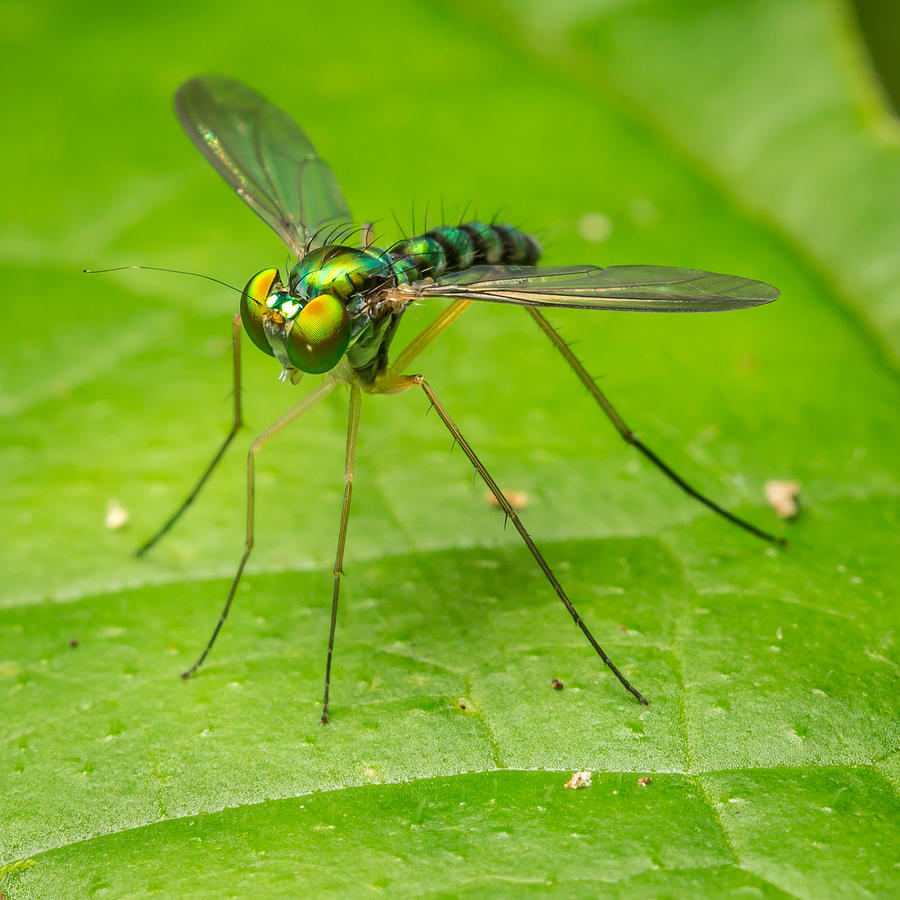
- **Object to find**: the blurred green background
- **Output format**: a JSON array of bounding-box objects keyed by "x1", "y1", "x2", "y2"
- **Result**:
[{"x1": 2, "y1": 0, "x2": 899, "y2": 897}]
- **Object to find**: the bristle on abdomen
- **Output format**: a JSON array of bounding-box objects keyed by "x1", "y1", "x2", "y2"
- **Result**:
[{"x1": 390, "y1": 222, "x2": 540, "y2": 284}]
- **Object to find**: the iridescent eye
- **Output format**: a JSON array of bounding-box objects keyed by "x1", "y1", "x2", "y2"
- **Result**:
[
  {"x1": 286, "y1": 293, "x2": 350, "y2": 374},
  {"x1": 240, "y1": 267, "x2": 280, "y2": 356}
]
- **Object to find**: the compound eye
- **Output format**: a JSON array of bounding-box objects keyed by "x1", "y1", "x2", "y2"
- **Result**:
[
  {"x1": 286, "y1": 294, "x2": 351, "y2": 374},
  {"x1": 240, "y1": 267, "x2": 280, "y2": 356}
]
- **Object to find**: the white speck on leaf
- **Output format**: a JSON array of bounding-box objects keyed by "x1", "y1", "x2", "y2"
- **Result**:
[
  {"x1": 764, "y1": 480, "x2": 800, "y2": 518},
  {"x1": 565, "y1": 771, "x2": 592, "y2": 790},
  {"x1": 104, "y1": 499, "x2": 129, "y2": 530}
]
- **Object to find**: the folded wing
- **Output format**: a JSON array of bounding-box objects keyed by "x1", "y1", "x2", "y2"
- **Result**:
[{"x1": 395, "y1": 264, "x2": 779, "y2": 312}]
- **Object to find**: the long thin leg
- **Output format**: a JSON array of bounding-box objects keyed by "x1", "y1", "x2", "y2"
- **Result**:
[
  {"x1": 385, "y1": 299, "x2": 473, "y2": 377},
  {"x1": 321, "y1": 383, "x2": 362, "y2": 724},
  {"x1": 387, "y1": 372, "x2": 648, "y2": 706},
  {"x1": 181, "y1": 377, "x2": 339, "y2": 680},
  {"x1": 136, "y1": 313, "x2": 244, "y2": 557},
  {"x1": 527, "y1": 307, "x2": 784, "y2": 546}
]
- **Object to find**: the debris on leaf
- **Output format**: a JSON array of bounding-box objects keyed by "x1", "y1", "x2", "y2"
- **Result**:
[
  {"x1": 484, "y1": 489, "x2": 529, "y2": 511},
  {"x1": 104, "y1": 499, "x2": 129, "y2": 530},
  {"x1": 565, "y1": 771, "x2": 592, "y2": 790},
  {"x1": 68, "y1": 638, "x2": 79, "y2": 648},
  {"x1": 638, "y1": 776, "x2": 653, "y2": 787},
  {"x1": 551, "y1": 678, "x2": 564, "y2": 690},
  {"x1": 764, "y1": 480, "x2": 800, "y2": 519}
]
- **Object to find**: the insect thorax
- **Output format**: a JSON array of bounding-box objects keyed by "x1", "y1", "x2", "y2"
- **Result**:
[{"x1": 244, "y1": 224, "x2": 542, "y2": 385}]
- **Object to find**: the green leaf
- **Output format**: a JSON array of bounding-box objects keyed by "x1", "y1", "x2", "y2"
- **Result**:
[{"x1": 2, "y1": 0, "x2": 898, "y2": 897}]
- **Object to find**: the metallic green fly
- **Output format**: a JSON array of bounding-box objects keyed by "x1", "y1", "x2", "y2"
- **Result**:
[{"x1": 129, "y1": 75, "x2": 781, "y2": 723}]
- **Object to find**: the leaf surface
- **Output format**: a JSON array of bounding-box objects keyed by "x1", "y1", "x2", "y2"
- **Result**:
[{"x1": 2, "y1": 1, "x2": 898, "y2": 897}]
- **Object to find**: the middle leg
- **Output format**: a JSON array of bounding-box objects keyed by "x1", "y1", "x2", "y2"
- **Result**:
[
  {"x1": 181, "y1": 377, "x2": 340, "y2": 680},
  {"x1": 383, "y1": 372, "x2": 649, "y2": 706},
  {"x1": 320, "y1": 382, "x2": 362, "y2": 724}
]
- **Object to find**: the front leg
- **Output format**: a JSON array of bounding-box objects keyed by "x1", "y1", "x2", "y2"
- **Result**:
[{"x1": 136, "y1": 313, "x2": 245, "y2": 556}]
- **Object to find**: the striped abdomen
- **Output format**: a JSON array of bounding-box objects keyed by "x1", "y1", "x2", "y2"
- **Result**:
[{"x1": 390, "y1": 223, "x2": 541, "y2": 284}]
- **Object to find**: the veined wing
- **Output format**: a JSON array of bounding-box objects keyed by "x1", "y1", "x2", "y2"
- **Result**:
[
  {"x1": 394, "y1": 265, "x2": 779, "y2": 312},
  {"x1": 175, "y1": 76, "x2": 350, "y2": 259}
]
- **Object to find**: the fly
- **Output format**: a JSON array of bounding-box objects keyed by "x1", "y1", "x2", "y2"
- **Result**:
[{"x1": 122, "y1": 76, "x2": 782, "y2": 723}]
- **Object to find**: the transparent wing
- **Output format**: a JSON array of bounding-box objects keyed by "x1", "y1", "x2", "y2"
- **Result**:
[
  {"x1": 396, "y1": 265, "x2": 779, "y2": 312},
  {"x1": 175, "y1": 75, "x2": 351, "y2": 258}
]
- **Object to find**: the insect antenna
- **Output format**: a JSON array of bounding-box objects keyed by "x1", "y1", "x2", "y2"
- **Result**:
[{"x1": 84, "y1": 265, "x2": 243, "y2": 295}]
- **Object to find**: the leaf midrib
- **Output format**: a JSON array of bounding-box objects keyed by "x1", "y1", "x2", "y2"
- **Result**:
[{"x1": 9, "y1": 763, "x2": 890, "y2": 868}]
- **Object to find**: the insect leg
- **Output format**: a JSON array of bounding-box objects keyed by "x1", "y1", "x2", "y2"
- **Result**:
[
  {"x1": 136, "y1": 313, "x2": 244, "y2": 557},
  {"x1": 526, "y1": 307, "x2": 784, "y2": 546},
  {"x1": 401, "y1": 373, "x2": 649, "y2": 706},
  {"x1": 321, "y1": 382, "x2": 362, "y2": 724},
  {"x1": 181, "y1": 377, "x2": 340, "y2": 680},
  {"x1": 386, "y1": 299, "x2": 473, "y2": 377}
]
